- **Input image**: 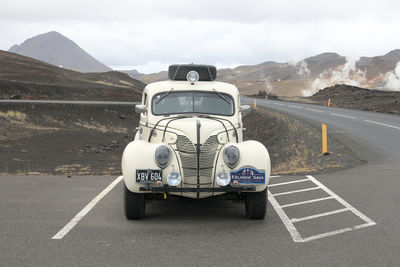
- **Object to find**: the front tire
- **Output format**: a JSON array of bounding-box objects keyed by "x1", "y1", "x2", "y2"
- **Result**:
[
  {"x1": 124, "y1": 183, "x2": 145, "y2": 220},
  {"x1": 245, "y1": 189, "x2": 267, "y2": 220}
]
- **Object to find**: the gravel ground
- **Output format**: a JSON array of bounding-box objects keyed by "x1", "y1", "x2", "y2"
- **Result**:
[{"x1": 0, "y1": 103, "x2": 362, "y2": 175}]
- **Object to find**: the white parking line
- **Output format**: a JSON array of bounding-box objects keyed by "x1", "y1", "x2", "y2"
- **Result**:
[
  {"x1": 364, "y1": 120, "x2": 400, "y2": 130},
  {"x1": 330, "y1": 113, "x2": 356, "y2": 119},
  {"x1": 268, "y1": 190, "x2": 303, "y2": 242},
  {"x1": 269, "y1": 175, "x2": 281, "y2": 178},
  {"x1": 272, "y1": 186, "x2": 321, "y2": 196},
  {"x1": 306, "y1": 108, "x2": 324, "y2": 113},
  {"x1": 269, "y1": 178, "x2": 310, "y2": 187},
  {"x1": 280, "y1": 196, "x2": 336, "y2": 208},
  {"x1": 52, "y1": 176, "x2": 123, "y2": 240},
  {"x1": 290, "y1": 208, "x2": 350, "y2": 223},
  {"x1": 268, "y1": 175, "x2": 376, "y2": 242},
  {"x1": 306, "y1": 175, "x2": 376, "y2": 225},
  {"x1": 302, "y1": 223, "x2": 374, "y2": 242}
]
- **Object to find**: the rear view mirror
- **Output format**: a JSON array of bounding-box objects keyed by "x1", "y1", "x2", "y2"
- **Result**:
[
  {"x1": 239, "y1": 105, "x2": 250, "y2": 111},
  {"x1": 135, "y1": 104, "x2": 147, "y2": 113}
]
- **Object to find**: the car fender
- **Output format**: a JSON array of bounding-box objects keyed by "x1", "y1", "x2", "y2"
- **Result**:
[
  {"x1": 217, "y1": 140, "x2": 271, "y2": 191},
  {"x1": 122, "y1": 140, "x2": 179, "y2": 192}
]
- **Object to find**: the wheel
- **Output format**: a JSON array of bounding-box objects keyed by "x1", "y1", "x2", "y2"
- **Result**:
[
  {"x1": 124, "y1": 183, "x2": 145, "y2": 220},
  {"x1": 245, "y1": 189, "x2": 267, "y2": 220}
]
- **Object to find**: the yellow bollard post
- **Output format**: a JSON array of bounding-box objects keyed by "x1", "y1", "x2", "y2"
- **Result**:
[
  {"x1": 328, "y1": 98, "x2": 331, "y2": 107},
  {"x1": 265, "y1": 95, "x2": 268, "y2": 100},
  {"x1": 253, "y1": 99, "x2": 257, "y2": 108},
  {"x1": 322, "y1": 123, "x2": 329, "y2": 155}
]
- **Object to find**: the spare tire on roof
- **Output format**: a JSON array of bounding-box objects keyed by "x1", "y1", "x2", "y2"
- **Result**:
[{"x1": 168, "y1": 64, "x2": 217, "y2": 81}]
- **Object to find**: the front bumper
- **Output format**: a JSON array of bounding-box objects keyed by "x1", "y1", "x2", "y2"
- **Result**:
[{"x1": 139, "y1": 185, "x2": 256, "y2": 193}]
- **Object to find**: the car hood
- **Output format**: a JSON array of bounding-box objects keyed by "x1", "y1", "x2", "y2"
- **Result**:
[{"x1": 163, "y1": 117, "x2": 233, "y2": 144}]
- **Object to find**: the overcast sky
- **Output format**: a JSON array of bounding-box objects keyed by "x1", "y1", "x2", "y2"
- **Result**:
[{"x1": 1, "y1": 0, "x2": 400, "y2": 73}]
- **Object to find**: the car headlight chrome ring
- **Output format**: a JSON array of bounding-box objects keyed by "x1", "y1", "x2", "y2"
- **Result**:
[
  {"x1": 223, "y1": 145, "x2": 240, "y2": 168},
  {"x1": 155, "y1": 145, "x2": 171, "y2": 168},
  {"x1": 216, "y1": 171, "x2": 231, "y2": 186},
  {"x1": 167, "y1": 171, "x2": 181, "y2": 186}
]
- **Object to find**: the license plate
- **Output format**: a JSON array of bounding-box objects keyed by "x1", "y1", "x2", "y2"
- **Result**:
[
  {"x1": 230, "y1": 168, "x2": 265, "y2": 184},
  {"x1": 136, "y1": 169, "x2": 162, "y2": 183}
]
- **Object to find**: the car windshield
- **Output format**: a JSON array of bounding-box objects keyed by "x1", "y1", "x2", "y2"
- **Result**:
[{"x1": 152, "y1": 91, "x2": 234, "y2": 116}]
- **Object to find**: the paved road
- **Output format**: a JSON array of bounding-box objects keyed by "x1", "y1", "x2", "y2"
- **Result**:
[
  {"x1": 242, "y1": 97, "x2": 400, "y2": 163},
  {"x1": 1, "y1": 98, "x2": 400, "y2": 266}
]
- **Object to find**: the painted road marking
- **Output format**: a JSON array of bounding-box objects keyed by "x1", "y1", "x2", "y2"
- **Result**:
[
  {"x1": 301, "y1": 223, "x2": 374, "y2": 242},
  {"x1": 52, "y1": 176, "x2": 123, "y2": 240},
  {"x1": 269, "y1": 175, "x2": 281, "y2": 179},
  {"x1": 306, "y1": 175, "x2": 376, "y2": 225},
  {"x1": 364, "y1": 120, "x2": 400, "y2": 130},
  {"x1": 330, "y1": 113, "x2": 356, "y2": 119},
  {"x1": 274, "y1": 103, "x2": 285, "y2": 106},
  {"x1": 271, "y1": 186, "x2": 321, "y2": 196},
  {"x1": 268, "y1": 191, "x2": 303, "y2": 242},
  {"x1": 287, "y1": 105, "x2": 303, "y2": 109},
  {"x1": 305, "y1": 108, "x2": 324, "y2": 113},
  {"x1": 268, "y1": 175, "x2": 376, "y2": 242},
  {"x1": 268, "y1": 178, "x2": 310, "y2": 187},
  {"x1": 280, "y1": 196, "x2": 336, "y2": 208},
  {"x1": 290, "y1": 208, "x2": 350, "y2": 223}
]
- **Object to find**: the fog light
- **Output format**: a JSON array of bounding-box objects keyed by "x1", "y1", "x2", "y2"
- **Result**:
[
  {"x1": 167, "y1": 171, "x2": 181, "y2": 186},
  {"x1": 216, "y1": 171, "x2": 230, "y2": 186},
  {"x1": 186, "y1": 71, "x2": 199, "y2": 83}
]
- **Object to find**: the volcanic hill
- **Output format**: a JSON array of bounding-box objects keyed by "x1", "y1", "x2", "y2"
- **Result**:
[
  {"x1": 9, "y1": 31, "x2": 111, "y2": 73},
  {"x1": 0, "y1": 50, "x2": 144, "y2": 101}
]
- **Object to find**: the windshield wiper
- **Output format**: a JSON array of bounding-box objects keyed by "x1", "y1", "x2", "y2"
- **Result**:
[
  {"x1": 212, "y1": 88, "x2": 231, "y2": 105},
  {"x1": 156, "y1": 88, "x2": 174, "y2": 104}
]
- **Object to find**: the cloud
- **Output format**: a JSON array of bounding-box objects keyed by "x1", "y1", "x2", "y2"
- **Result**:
[{"x1": 1, "y1": 0, "x2": 400, "y2": 72}]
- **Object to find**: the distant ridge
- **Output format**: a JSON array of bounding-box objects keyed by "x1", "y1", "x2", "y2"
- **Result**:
[
  {"x1": 8, "y1": 31, "x2": 111, "y2": 73},
  {"x1": 137, "y1": 50, "x2": 400, "y2": 96}
]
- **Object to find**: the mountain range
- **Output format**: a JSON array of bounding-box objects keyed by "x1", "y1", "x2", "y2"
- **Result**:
[
  {"x1": 123, "y1": 50, "x2": 400, "y2": 96},
  {"x1": 6, "y1": 31, "x2": 400, "y2": 96}
]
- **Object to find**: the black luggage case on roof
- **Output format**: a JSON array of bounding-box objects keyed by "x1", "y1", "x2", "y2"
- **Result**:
[{"x1": 168, "y1": 64, "x2": 217, "y2": 81}]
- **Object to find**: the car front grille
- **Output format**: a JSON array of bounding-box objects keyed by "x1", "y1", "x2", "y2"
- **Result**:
[{"x1": 176, "y1": 135, "x2": 219, "y2": 186}]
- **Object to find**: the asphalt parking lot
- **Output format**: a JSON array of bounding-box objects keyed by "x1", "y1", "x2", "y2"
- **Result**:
[{"x1": 2, "y1": 168, "x2": 400, "y2": 266}]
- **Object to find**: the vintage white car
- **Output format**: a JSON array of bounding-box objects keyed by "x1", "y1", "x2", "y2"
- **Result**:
[{"x1": 122, "y1": 64, "x2": 271, "y2": 220}]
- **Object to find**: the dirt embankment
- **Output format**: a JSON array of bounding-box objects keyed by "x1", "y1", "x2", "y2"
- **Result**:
[
  {"x1": 0, "y1": 103, "x2": 362, "y2": 175},
  {"x1": 310, "y1": 84, "x2": 400, "y2": 114}
]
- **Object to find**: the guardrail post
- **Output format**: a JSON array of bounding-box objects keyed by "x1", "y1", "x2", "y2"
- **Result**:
[
  {"x1": 253, "y1": 99, "x2": 257, "y2": 108},
  {"x1": 328, "y1": 98, "x2": 331, "y2": 107},
  {"x1": 265, "y1": 95, "x2": 268, "y2": 100}
]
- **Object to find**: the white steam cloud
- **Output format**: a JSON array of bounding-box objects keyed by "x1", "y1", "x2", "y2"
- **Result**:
[
  {"x1": 263, "y1": 76, "x2": 274, "y2": 92},
  {"x1": 289, "y1": 60, "x2": 311, "y2": 78},
  {"x1": 302, "y1": 57, "x2": 366, "y2": 97},
  {"x1": 383, "y1": 61, "x2": 400, "y2": 91}
]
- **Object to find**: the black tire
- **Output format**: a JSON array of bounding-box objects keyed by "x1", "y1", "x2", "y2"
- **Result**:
[
  {"x1": 245, "y1": 189, "x2": 267, "y2": 220},
  {"x1": 124, "y1": 183, "x2": 145, "y2": 220}
]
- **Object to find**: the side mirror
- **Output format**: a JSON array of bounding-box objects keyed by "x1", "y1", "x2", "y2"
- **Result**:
[
  {"x1": 239, "y1": 105, "x2": 250, "y2": 111},
  {"x1": 135, "y1": 104, "x2": 147, "y2": 113}
]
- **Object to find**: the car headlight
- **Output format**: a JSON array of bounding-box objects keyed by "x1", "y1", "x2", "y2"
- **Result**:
[
  {"x1": 223, "y1": 145, "x2": 240, "y2": 168},
  {"x1": 216, "y1": 171, "x2": 230, "y2": 186},
  {"x1": 155, "y1": 145, "x2": 171, "y2": 168},
  {"x1": 167, "y1": 171, "x2": 182, "y2": 186}
]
